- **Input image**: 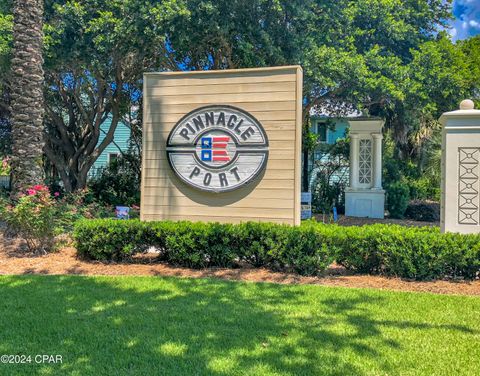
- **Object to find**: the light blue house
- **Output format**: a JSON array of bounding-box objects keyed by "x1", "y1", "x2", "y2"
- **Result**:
[
  {"x1": 88, "y1": 117, "x2": 131, "y2": 177},
  {"x1": 310, "y1": 115, "x2": 348, "y2": 148},
  {"x1": 308, "y1": 116, "x2": 351, "y2": 189}
]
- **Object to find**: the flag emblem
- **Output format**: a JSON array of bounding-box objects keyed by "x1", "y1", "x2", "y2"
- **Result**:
[{"x1": 201, "y1": 136, "x2": 230, "y2": 162}]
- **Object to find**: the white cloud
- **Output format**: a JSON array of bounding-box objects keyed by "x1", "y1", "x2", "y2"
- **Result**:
[
  {"x1": 469, "y1": 20, "x2": 480, "y2": 29},
  {"x1": 451, "y1": 0, "x2": 480, "y2": 40}
]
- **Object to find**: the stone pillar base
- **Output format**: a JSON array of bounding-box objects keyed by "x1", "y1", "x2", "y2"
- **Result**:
[{"x1": 345, "y1": 189, "x2": 385, "y2": 219}]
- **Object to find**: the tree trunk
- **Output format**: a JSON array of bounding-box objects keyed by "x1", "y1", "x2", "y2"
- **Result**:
[{"x1": 10, "y1": 0, "x2": 45, "y2": 192}]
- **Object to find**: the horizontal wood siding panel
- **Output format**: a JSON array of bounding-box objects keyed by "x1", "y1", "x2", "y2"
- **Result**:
[
  {"x1": 143, "y1": 177, "x2": 295, "y2": 190},
  {"x1": 143, "y1": 159, "x2": 294, "y2": 170},
  {"x1": 144, "y1": 120, "x2": 297, "y2": 132},
  {"x1": 143, "y1": 149, "x2": 295, "y2": 160},
  {"x1": 148, "y1": 92, "x2": 294, "y2": 106},
  {"x1": 143, "y1": 188, "x2": 294, "y2": 200},
  {"x1": 144, "y1": 130, "x2": 296, "y2": 141},
  {"x1": 144, "y1": 140, "x2": 295, "y2": 151},
  {"x1": 142, "y1": 214, "x2": 294, "y2": 225},
  {"x1": 145, "y1": 69, "x2": 296, "y2": 87},
  {"x1": 144, "y1": 110, "x2": 295, "y2": 124},
  {"x1": 142, "y1": 196, "x2": 294, "y2": 209},
  {"x1": 142, "y1": 206, "x2": 293, "y2": 219},
  {"x1": 143, "y1": 168, "x2": 294, "y2": 180},
  {"x1": 141, "y1": 66, "x2": 301, "y2": 225},
  {"x1": 145, "y1": 101, "x2": 296, "y2": 114},
  {"x1": 147, "y1": 82, "x2": 296, "y2": 96}
]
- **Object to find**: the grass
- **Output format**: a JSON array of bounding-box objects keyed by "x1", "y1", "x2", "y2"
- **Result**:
[{"x1": 0, "y1": 276, "x2": 479, "y2": 375}]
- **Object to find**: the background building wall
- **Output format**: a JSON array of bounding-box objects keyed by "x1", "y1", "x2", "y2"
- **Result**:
[{"x1": 89, "y1": 118, "x2": 131, "y2": 177}]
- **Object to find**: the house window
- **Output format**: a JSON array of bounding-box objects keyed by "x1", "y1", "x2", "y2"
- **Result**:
[
  {"x1": 108, "y1": 153, "x2": 120, "y2": 165},
  {"x1": 316, "y1": 122, "x2": 327, "y2": 143}
]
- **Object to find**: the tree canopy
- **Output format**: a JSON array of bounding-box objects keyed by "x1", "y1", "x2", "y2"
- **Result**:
[
  {"x1": 41, "y1": 0, "x2": 187, "y2": 190},
  {"x1": 0, "y1": 0, "x2": 478, "y2": 192}
]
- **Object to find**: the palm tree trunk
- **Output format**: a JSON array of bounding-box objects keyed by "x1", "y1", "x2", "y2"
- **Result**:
[{"x1": 10, "y1": 0, "x2": 45, "y2": 192}]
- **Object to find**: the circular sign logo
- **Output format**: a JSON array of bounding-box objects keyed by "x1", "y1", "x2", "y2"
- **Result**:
[{"x1": 166, "y1": 105, "x2": 269, "y2": 192}]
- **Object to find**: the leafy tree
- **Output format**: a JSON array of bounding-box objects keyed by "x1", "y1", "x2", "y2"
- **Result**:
[
  {"x1": 167, "y1": 0, "x2": 454, "y2": 190},
  {"x1": 42, "y1": 0, "x2": 188, "y2": 191},
  {"x1": 459, "y1": 35, "x2": 480, "y2": 108},
  {"x1": 3, "y1": 0, "x2": 474, "y2": 197}
]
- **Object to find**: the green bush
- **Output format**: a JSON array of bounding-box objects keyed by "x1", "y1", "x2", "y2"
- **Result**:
[
  {"x1": 235, "y1": 222, "x2": 288, "y2": 268},
  {"x1": 74, "y1": 219, "x2": 148, "y2": 260},
  {"x1": 73, "y1": 219, "x2": 480, "y2": 280},
  {"x1": 281, "y1": 224, "x2": 336, "y2": 275},
  {"x1": 162, "y1": 221, "x2": 238, "y2": 268},
  {"x1": 74, "y1": 219, "x2": 335, "y2": 275},
  {"x1": 335, "y1": 224, "x2": 480, "y2": 280},
  {"x1": 405, "y1": 200, "x2": 440, "y2": 222},
  {"x1": 386, "y1": 182, "x2": 410, "y2": 218},
  {"x1": 406, "y1": 176, "x2": 441, "y2": 202},
  {"x1": 89, "y1": 151, "x2": 141, "y2": 206}
]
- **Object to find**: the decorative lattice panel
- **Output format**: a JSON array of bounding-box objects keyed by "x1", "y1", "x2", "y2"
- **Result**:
[
  {"x1": 359, "y1": 139, "x2": 372, "y2": 185},
  {"x1": 458, "y1": 148, "x2": 480, "y2": 225}
]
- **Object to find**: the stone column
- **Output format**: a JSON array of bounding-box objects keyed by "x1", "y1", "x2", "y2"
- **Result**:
[
  {"x1": 345, "y1": 118, "x2": 385, "y2": 219},
  {"x1": 440, "y1": 99, "x2": 480, "y2": 234},
  {"x1": 349, "y1": 133, "x2": 360, "y2": 189},
  {"x1": 372, "y1": 133, "x2": 383, "y2": 189}
]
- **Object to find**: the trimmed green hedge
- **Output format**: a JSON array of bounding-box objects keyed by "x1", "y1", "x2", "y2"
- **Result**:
[{"x1": 73, "y1": 219, "x2": 480, "y2": 280}]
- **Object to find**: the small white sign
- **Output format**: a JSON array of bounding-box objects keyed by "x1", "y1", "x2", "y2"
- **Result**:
[{"x1": 301, "y1": 192, "x2": 312, "y2": 220}]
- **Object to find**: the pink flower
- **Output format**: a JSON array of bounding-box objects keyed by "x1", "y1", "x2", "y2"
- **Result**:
[
  {"x1": 26, "y1": 189, "x2": 36, "y2": 196},
  {"x1": 32, "y1": 184, "x2": 49, "y2": 192},
  {"x1": 54, "y1": 192, "x2": 60, "y2": 197},
  {"x1": 131, "y1": 205, "x2": 140, "y2": 210}
]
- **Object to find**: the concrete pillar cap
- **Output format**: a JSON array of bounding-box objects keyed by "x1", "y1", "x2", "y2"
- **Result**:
[{"x1": 460, "y1": 99, "x2": 475, "y2": 110}]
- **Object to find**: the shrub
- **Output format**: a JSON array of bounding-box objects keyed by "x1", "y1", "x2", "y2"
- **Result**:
[
  {"x1": 386, "y1": 182, "x2": 410, "y2": 218},
  {"x1": 332, "y1": 224, "x2": 387, "y2": 274},
  {"x1": 161, "y1": 221, "x2": 238, "y2": 268},
  {"x1": 406, "y1": 176, "x2": 441, "y2": 202},
  {"x1": 335, "y1": 224, "x2": 480, "y2": 280},
  {"x1": 405, "y1": 200, "x2": 440, "y2": 222},
  {"x1": 235, "y1": 222, "x2": 288, "y2": 267},
  {"x1": 74, "y1": 219, "x2": 149, "y2": 260},
  {"x1": 74, "y1": 220, "x2": 334, "y2": 275},
  {"x1": 58, "y1": 189, "x2": 115, "y2": 228},
  {"x1": 89, "y1": 152, "x2": 140, "y2": 206},
  {"x1": 0, "y1": 185, "x2": 62, "y2": 252},
  {"x1": 281, "y1": 225, "x2": 335, "y2": 275},
  {"x1": 73, "y1": 219, "x2": 480, "y2": 280}
]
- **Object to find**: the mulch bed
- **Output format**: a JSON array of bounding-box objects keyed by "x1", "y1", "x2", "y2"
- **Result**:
[
  {"x1": 1, "y1": 234, "x2": 479, "y2": 296},
  {"x1": 316, "y1": 214, "x2": 439, "y2": 227}
]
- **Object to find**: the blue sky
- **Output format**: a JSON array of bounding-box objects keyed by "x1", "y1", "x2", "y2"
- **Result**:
[{"x1": 449, "y1": 0, "x2": 480, "y2": 40}]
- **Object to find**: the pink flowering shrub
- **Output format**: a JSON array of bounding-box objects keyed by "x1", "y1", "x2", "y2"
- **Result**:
[
  {"x1": 0, "y1": 185, "x2": 60, "y2": 252},
  {"x1": 59, "y1": 188, "x2": 115, "y2": 222}
]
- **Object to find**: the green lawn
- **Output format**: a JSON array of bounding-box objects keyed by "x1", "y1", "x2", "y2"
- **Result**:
[{"x1": 0, "y1": 276, "x2": 479, "y2": 375}]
